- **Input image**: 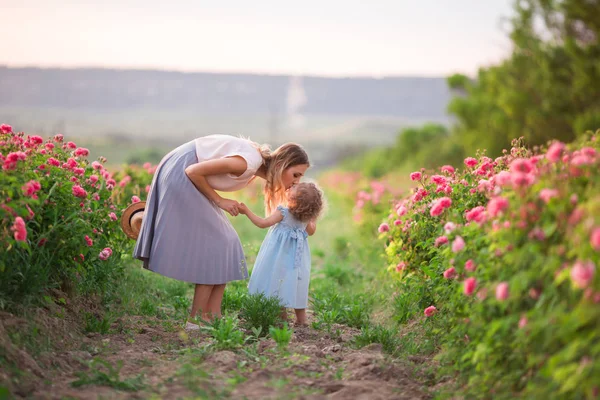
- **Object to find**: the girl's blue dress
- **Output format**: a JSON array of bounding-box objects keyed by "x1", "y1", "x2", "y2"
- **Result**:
[{"x1": 248, "y1": 205, "x2": 311, "y2": 308}]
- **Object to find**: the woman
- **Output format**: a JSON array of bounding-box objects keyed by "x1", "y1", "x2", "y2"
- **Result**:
[{"x1": 131, "y1": 134, "x2": 309, "y2": 328}]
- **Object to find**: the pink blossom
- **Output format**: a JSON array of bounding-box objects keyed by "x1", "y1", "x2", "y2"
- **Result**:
[
  {"x1": 47, "y1": 157, "x2": 60, "y2": 167},
  {"x1": 396, "y1": 262, "x2": 407, "y2": 272},
  {"x1": 131, "y1": 195, "x2": 141, "y2": 203},
  {"x1": 443, "y1": 267, "x2": 456, "y2": 279},
  {"x1": 393, "y1": 219, "x2": 402, "y2": 226},
  {"x1": 72, "y1": 185, "x2": 88, "y2": 198},
  {"x1": 145, "y1": 185, "x2": 151, "y2": 193},
  {"x1": 570, "y1": 260, "x2": 595, "y2": 289},
  {"x1": 410, "y1": 171, "x2": 422, "y2": 181},
  {"x1": 464, "y1": 157, "x2": 478, "y2": 167},
  {"x1": 143, "y1": 162, "x2": 152, "y2": 169},
  {"x1": 11, "y1": 217, "x2": 27, "y2": 242},
  {"x1": 539, "y1": 188, "x2": 559, "y2": 204},
  {"x1": 424, "y1": 306, "x2": 437, "y2": 317},
  {"x1": 0, "y1": 124, "x2": 13, "y2": 133},
  {"x1": 510, "y1": 158, "x2": 535, "y2": 174},
  {"x1": 378, "y1": 223, "x2": 390, "y2": 233},
  {"x1": 452, "y1": 236, "x2": 465, "y2": 253},
  {"x1": 465, "y1": 259, "x2": 476, "y2": 272},
  {"x1": 465, "y1": 206, "x2": 486, "y2": 223},
  {"x1": 495, "y1": 282, "x2": 509, "y2": 301},
  {"x1": 529, "y1": 288, "x2": 540, "y2": 299},
  {"x1": 588, "y1": 227, "x2": 600, "y2": 251},
  {"x1": 494, "y1": 170, "x2": 512, "y2": 186},
  {"x1": 487, "y1": 197, "x2": 509, "y2": 218},
  {"x1": 99, "y1": 247, "x2": 113, "y2": 261},
  {"x1": 22, "y1": 180, "x2": 42, "y2": 198},
  {"x1": 430, "y1": 203, "x2": 444, "y2": 217},
  {"x1": 546, "y1": 141, "x2": 566, "y2": 162},
  {"x1": 396, "y1": 205, "x2": 407, "y2": 216},
  {"x1": 66, "y1": 141, "x2": 77, "y2": 149},
  {"x1": 511, "y1": 172, "x2": 535, "y2": 187},
  {"x1": 74, "y1": 167, "x2": 85, "y2": 176},
  {"x1": 444, "y1": 222, "x2": 457, "y2": 233},
  {"x1": 91, "y1": 161, "x2": 103, "y2": 170},
  {"x1": 54, "y1": 134, "x2": 64, "y2": 142},
  {"x1": 84, "y1": 235, "x2": 93, "y2": 246},
  {"x1": 412, "y1": 188, "x2": 429, "y2": 202},
  {"x1": 74, "y1": 147, "x2": 90, "y2": 157},
  {"x1": 518, "y1": 316, "x2": 528, "y2": 329},
  {"x1": 92, "y1": 193, "x2": 100, "y2": 201},
  {"x1": 109, "y1": 212, "x2": 118, "y2": 221},
  {"x1": 441, "y1": 165, "x2": 455, "y2": 174},
  {"x1": 528, "y1": 227, "x2": 546, "y2": 241},
  {"x1": 463, "y1": 277, "x2": 477, "y2": 296},
  {"x1": 431, "y1": 175, "x2": 447, "y2": 185},
  {"x1": 435, "y1": 236, "x2": 449, "y2": 247}
]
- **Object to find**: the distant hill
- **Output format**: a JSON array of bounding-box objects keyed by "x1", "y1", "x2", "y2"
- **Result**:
[
  {"x1": 0, "y1": 66, "x2": 451, "y2": 118},
  {"x1": 0, "y1": 66, "x2": 453, "y2": 167}
]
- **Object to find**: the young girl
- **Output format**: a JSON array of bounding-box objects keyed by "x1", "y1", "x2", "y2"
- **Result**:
[{"x1": 239, "y1": 182, "x2": 324, "y2": 325}]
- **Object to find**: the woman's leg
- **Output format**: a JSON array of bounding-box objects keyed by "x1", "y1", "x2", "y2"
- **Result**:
[
  {"x1": 206, "y1": 284, "x2": 226, "y2": 319},
  {"x1": 191, "y1": 284, "x2": 214, "y2": 321},
  {"x1": 294, "y1": 309, "x2": 307, "y2": 325}
]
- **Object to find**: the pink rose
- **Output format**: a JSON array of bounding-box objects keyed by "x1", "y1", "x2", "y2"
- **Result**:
[
  {"x1": 495, "y1": 282, "x2": 509, "y2": 301},
  {"x1": 570, "y1": 260, "x2": 595, "y2": 289},
  {"x1": 410, "y1": 172, "x2": 422, "y2": 181},
  {"x1": 464, "y1": 157, "x2": 478, "y2": 167},
  {"x1": 443, "y1": 267, "x2": 456, "y2": 279},
  {"x1": 378, "y1": 223, "x2": 390, "y2": 233},
  {"x1": 11, "y1": 217, "x2": 27, "y2": 242},
  {"x1": 539, "y1": 188, "x2": 559, "y2": 204},
  {"x1": 452, "y1": 236, "x2": 465, "y2": 253},
  {"x1": 518, "y1": 316, "x2": 528, "y2": 329},
  {"x1": 463, "y1": 277, "x2": 477, "y2": 296},
  {"x1": 435, "y1": 236, "x2": 449, "y2": 247},
  {"x1": 546, "y1": 141, "x2": 566, "y2": 162},
  {"x1": 424, "y1": 306, "x2": 437, "y2": 317},
  {"x1": 487, "y1": 197, "x2": 509, "y2": 218},
  {"x1": 590, "y1": 227, "x2": 600, "y2": 251},
  {"x1": 465, "y1": 259, "x2": 476, "y2": 272}
]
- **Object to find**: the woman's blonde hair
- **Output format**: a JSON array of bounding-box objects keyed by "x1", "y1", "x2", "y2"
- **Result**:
[
  {"x1": 288, "y1": 182, "x2": 324, "y2": 222},
  {"x1": 257, "y1": 142, "x2": 310, "y2": 215}
]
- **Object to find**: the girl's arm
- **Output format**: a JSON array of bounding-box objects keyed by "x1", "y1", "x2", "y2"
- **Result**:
[
  {"x1": 239, "y1": 203, "x2": 283, "y2": 229},
  {"x1": 306, "y1": 220, "x2": 317, "y2": 236},
  {"x1": 184, "y1": 156, "x2": 246, "y2": 216}
]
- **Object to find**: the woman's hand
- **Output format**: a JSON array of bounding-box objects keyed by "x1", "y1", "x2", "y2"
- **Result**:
[{"x1": 217, "y1": 198, "x2": 240, "y2": 216}]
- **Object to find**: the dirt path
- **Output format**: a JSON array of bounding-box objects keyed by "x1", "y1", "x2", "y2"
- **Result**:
[{"x1": 18, "y1": 315, "x2": 428, "y2": 399}]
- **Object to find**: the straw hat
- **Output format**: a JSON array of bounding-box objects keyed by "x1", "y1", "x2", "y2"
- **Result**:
[{"x1": 120, "y1": 201, "x2": 146, "y2": 240}]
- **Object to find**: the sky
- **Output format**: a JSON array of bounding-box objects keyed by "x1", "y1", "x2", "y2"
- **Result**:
[{"x1": 0, "y1": 0, "x2": 514, "y2": 77}]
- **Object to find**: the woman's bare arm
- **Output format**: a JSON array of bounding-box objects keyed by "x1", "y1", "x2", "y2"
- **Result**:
[
  {"x1": 239, "y1": 203, "x2": 283, "y2": 228},
  {"x1": 184, "y1": 156, "x2": 247, "y2": 215}
]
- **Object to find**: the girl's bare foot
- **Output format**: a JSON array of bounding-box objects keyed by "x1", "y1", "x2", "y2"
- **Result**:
[{"x1": 294, "y1": 308, "x2": 307, "y2": 326}]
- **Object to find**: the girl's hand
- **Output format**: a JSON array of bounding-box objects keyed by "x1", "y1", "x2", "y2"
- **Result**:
[
  {"x1": 217, "y1": 198, "x2": 240, "y2": 216},
  {"x1": 238, "y1": 203, "x2": 249, "y2": 215}
]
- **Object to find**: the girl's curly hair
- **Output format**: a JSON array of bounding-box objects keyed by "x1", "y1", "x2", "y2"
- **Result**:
[{"x1": 288, "y1": 182, "x2": 324, "y2": 223}]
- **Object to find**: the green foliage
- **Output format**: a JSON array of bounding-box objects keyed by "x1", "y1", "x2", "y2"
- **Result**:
[
  {"x1": 201, "y1": 315, "x2": 246, "y2": 351},
  {"x1": 239, "y1": 293, "x2": 284, "y2": 336},
  {"x1": 375, "y1": 132, "x2": 600, "y2": 398},
  {"x1": 353, "y1": 325, "x2": 400, "y2": 355},
  {"x1": 269, "y1": 323, "x2": 293, "y2": 351},
  {"x1": 311, "y1": 292, "x2": 371, "y2": 329},
  {"x1": 0, "y1": 128, "x2": 129, "y2": 309},
  {"x1": 448, "y1": 0, "x2": 600, "y2": 158},
  {"x1": 72, "y1": 358, "x2": 145, "y2": 391},
  {"x1": 83, "y1": 312, "x2": 112, "y2": 334}
]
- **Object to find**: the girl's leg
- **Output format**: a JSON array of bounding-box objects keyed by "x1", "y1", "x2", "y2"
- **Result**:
[
  {"x1": 206, "y1": 283, "x2": 226, "y2": 319},
  {"x1": 191, "y1": 284, "x2": 214, "y2": 321},
  {"x1": 294, "y1": 309, "x2": 307, "y2": 325}
]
